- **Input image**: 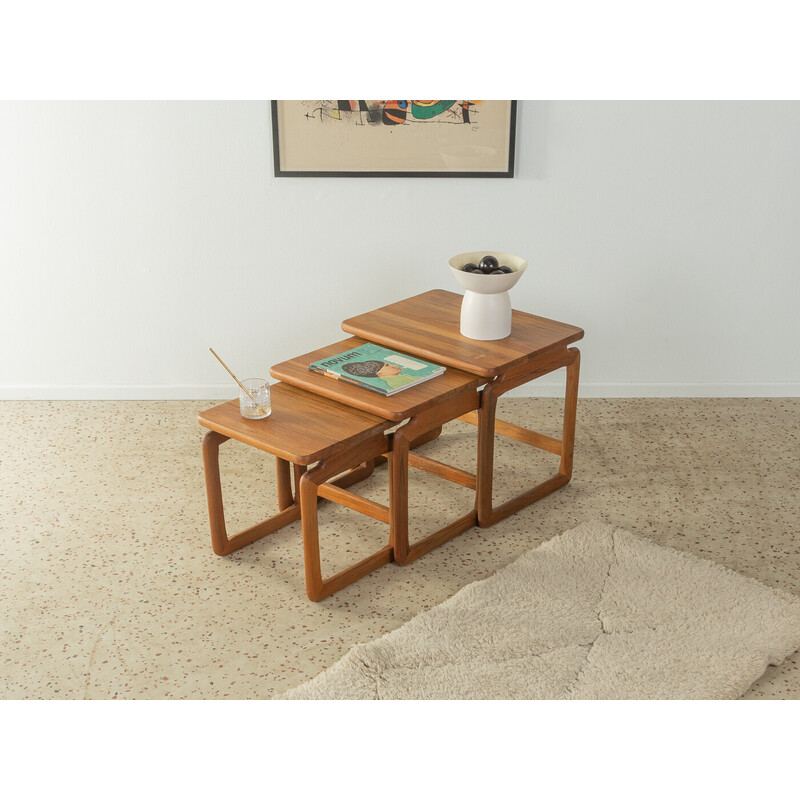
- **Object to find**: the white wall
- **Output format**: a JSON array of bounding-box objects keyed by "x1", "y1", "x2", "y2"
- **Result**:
[{"x1": 1, "y1": 101, "x2": 798, "y2": 399}]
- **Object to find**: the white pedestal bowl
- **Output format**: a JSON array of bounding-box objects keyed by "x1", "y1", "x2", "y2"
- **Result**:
[{"x1": 449, "y1": 251, "x2": 528, "y2": 340}]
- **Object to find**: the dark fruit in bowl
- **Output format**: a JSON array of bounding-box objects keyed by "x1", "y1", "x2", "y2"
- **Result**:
[{"x1": 458, "y1": 255, "x2": 518, "y2": 276}]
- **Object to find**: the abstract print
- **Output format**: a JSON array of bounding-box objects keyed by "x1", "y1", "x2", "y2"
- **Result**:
[{"x1": 302, "y1": 101, "x2": 482, "y2": 127}]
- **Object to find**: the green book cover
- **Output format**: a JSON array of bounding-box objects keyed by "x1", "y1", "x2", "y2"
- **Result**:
[{"x1": 308, "y1": 343, "x2": 445, "y2": 396}]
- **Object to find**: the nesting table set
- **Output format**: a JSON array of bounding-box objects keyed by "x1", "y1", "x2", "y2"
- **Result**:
[{"x1": 198, "y1": 290, "x2": 583, "y2": 601}]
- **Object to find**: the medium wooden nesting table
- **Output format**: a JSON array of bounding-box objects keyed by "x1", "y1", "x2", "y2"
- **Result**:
[
  {"x1": 341, "y1": 289, "x2": 584, "y2": 528},
  {"x1": 270, "y1": 337, "x2": 484, "y2": 565}
]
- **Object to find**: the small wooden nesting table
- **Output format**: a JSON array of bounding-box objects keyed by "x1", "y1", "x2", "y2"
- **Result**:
[
  {"x1": 198, "y1": 382, "x2": 398, "y2": 601},
  {"x1": 342, "y1": 289, "x2": 585, "y2": 527}
]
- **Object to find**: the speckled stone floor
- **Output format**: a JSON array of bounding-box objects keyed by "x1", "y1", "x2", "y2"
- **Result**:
[{"x1": 1, "y1": 397, "x2": 798, "y2": 699}]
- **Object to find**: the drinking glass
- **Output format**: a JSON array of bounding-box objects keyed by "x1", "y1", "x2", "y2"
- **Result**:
[{"x1": 239, "y1": 378, "x2": 271, "y2": 420}]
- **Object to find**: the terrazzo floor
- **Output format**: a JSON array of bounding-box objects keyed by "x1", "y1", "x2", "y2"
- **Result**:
[{"x1": 1, "y1": 397, "x2": 798, "y2": 700}]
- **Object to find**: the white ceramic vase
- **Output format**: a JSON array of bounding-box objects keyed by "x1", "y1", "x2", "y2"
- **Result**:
[{"x1": 449, "y1": 251, "x2": 528, "y2": 340}]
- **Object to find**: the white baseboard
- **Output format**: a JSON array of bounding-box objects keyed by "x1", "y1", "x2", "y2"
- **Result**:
[
  {"x1": 1, "y1": 382, "x2": 799, "y2": 400},
  {"x1": 0, "y1": 385, "x2": 239, "y2": 401},
  {"x1": 505, "y1": 381, "x2": 800, "y2": 398}
]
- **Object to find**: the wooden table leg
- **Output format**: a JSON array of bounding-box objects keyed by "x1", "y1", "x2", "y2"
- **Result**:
[
  {"x1": 390, "y1": 396, "x2": 480, "y2": 566},
  {"x1": 276, "y1": 457, "x2": 294, "y2": 511},
  {"x1": 475, "y1": 347, "x2": 581, "y2": 527},
  {"x1": 559, "y1": 348, "x2": 581, "y2": 481},
  {"x1": 298, "y1": 436, "x2": 393, "y2": 601},
  {"x1": 202, "y1": 431, "x2": 301, "y2": 556}
]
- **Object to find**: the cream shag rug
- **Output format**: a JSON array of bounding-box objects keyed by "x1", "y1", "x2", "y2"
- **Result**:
[{"x1": 279, "y1": 522, "x2": 800, "y2": 700}]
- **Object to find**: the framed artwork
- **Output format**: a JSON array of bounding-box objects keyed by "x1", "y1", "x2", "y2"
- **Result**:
[{"x1": 271, "y1": 100, "x2": 517, "y2": 178}]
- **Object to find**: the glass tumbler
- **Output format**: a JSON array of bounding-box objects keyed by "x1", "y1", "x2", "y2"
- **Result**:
[{"x1": 239, "y1": 378, "x2": 271, "y2": 420}]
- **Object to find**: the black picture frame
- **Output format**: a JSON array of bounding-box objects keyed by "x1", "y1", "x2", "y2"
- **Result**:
[{"x1": 271, "y1": 100, "x2": 517, "y2": 178}]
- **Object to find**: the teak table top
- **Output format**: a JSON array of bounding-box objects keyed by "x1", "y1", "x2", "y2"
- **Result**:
[
  {"x1": 197, "y1": 381, "x2": 393, "y2": 465},
  {"x1": 342, "y1": 289, "x2": 585, "y2": 379},
  {"x1": 270, "y1": 337, "x2": 483, "y2": 422}
]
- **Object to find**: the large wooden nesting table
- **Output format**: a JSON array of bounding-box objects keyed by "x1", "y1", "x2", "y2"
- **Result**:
[{"x1": 341, "y1": 289, "x2": 584, "y2": 527}]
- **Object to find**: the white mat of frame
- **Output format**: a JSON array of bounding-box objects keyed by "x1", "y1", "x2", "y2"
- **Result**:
[{"x1": 278, "y1": 522, "x2": 800, "y2": 700}]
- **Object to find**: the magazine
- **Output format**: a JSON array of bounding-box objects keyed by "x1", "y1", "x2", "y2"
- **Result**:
[{"x1": 308, "y1": 343, "x2": 445, "y2": 396}]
